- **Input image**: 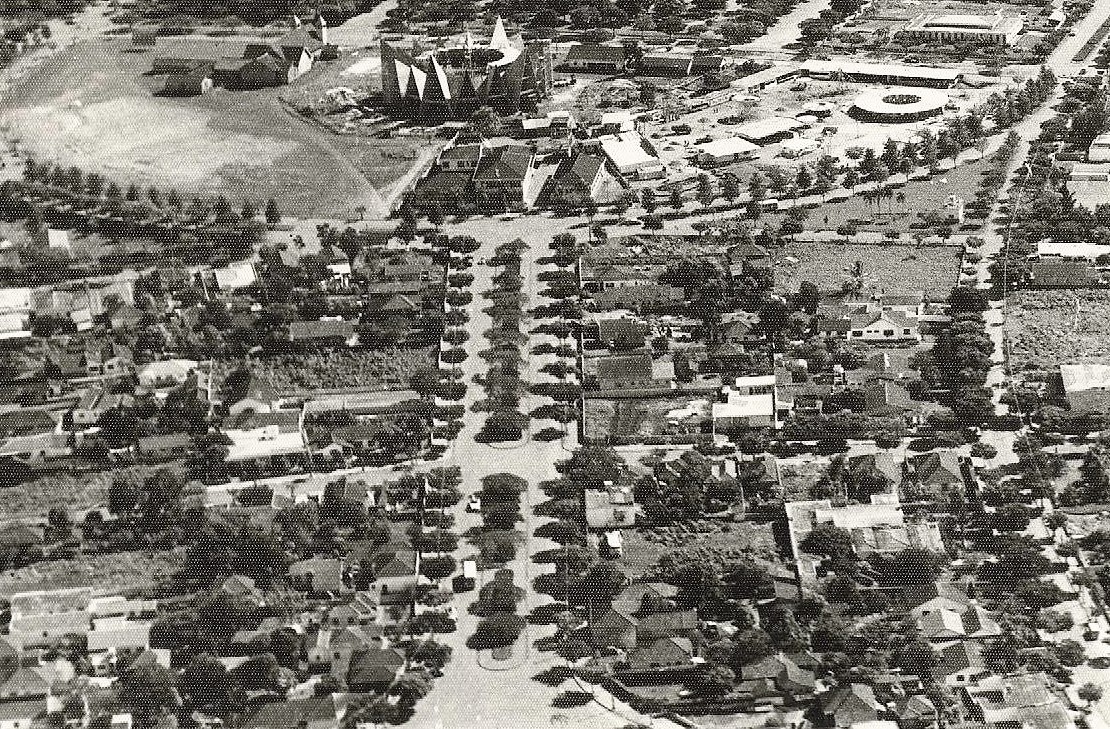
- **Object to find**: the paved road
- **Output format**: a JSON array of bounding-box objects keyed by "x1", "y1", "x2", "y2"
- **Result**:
[{"x1": 411, "y1": 216, "x2": 665, "y2": 728}]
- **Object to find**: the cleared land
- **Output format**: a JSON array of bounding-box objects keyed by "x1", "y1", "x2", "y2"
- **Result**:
[
  {"x1": 773, "y1": 240, "x2": 962, "y2": 294},
  {"x1": 0, "y1": 38, "x2": 423, "y2": 218},
  {"x1": 1006, "y1": 290, "x2": 1110, "y2": 373},
  {"x1": 0, "y1": 549, "x2": 183, "y2": 596}
]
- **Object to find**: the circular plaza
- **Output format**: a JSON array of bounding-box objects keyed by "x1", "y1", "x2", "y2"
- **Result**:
[{"x1": 849, "y1": 88, "x2": 950, "y2": 122}]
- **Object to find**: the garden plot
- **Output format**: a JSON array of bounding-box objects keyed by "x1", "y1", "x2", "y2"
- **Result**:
[{"x1": 584, "y1": 397, "x2": 711, "y2": 441}]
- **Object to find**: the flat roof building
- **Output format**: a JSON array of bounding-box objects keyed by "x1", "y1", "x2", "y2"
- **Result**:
[
  {"x1": 802, "y1": 59, "x2": 962, "y2": 88},
  {"x1": 696, "y1": 136, "x2": 760, "y2": 165},
  {"x1": 900, "y1": 12, "x2": 1024, "y2": 45},
  {"x1": 734, "y1": 116, "x2": 806, "y2": 145}
]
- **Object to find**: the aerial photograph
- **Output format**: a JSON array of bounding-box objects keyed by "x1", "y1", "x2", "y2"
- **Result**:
[{"x1": 1, "y1": 0, "x2": 1110, "y2": 725}]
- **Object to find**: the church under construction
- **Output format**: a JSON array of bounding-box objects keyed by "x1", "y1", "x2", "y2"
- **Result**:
[{"x1": 380, "y1": 18, "x2": 552, "y2": 119}]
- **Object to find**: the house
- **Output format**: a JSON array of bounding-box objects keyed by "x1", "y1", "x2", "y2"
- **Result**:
[
  {"x1": 936, "y1": 642, "x2": 989, "y2": 686},
  {"x1": 137, "y1": 359, "x2": 199, "y2": 390},
  {"x1": 227, "y1": 377, "x2": 281, "y2": 416},
  {"x1": 846, "y1": 453, "x2": 902, "y2": 496},
  {"x1": 1029, "y1": 259, "x2": 1099, "y2": 288},
  {"x1": 785, "y1": 498, "x2": 945, "y2": 560},
  {"x1": 591, "y1": 131, "x2": 661, "y2": 177},
  {"x1": 437, "y1": 143, "x2": 484, "y2": 172},
  {"x1": 905, "y1": 451, "x2": 965, "y2": 491},
  {"x1": 85, "y1": 342, "x2": 133, "y2": 377},
  {"x1": 345, "y1": 647, "x2": 405, "y2": 691},
  {"x1": 325, "y1": 593, "x2": 380, "y2": 628},
  {"x1": 223, "y1": 411, "x2": 307, "y2": 469},
  {"x1": 627, "y1": 637, "x2": 695, "y2": 669},
  {"x1": 71, "y1": 387, "x2": 132, "y2": 428},
  {"x1": 242, "y1": 694, "x2": 352, "y2": 729},
  {"x1": 288, "y1": 557, "x2": 350, "y2": 594},
  {"x1": 540, "y1": 152, "x2": 618, "y2": 209},
  {"x1": 595, "y1": 353, "x2": 672, "y2": 392},
  {"x1": 848, "y1": 310, "x2": 920, "y2": 342},
  {"x1": 584, "y1": 487, "x2": 636, "y2": 529},
  {"x1": 817, "y1": 683, "x2": 883, "y2": 727},
  {"x1": 471, "y1": 145, "x2": 535, "y2": 207},
  {"x1": 1090, "y1": 131, "x2": 1110, "y2": 162},
  {"x1": 1060, "y1": 363, "x2": 1110, "y2": 413},
  {"x1": 917, "y1": 605, "x2": 1001, "y2": 642},
  {"x1": 591, "y1": 583, "x2": 686, "y2": 649},
  {"x1": 363, "y1": 549, "x2": 419, "y2": 603},
  {"x1": 595, "y1": 317, "x2": 650, "y2": 350},
  {"x1": 712, "y1": 374, "x2": 782, "y2": 431},
  {"x1": 591, "y1": 284, "x2": 684, "y2": 311},
  {"x1": 308, "y1": 626, "x2": 384, "y2": 674},
  {"x1": 640, "y1": 53, "x2": 692, "y2": 77},
  {"x1": 562, "y1": 44, "x2": 626, "y2": 73},
  {"x1": 218, "y1": 575, "x2": 266, "y2": 606},
  {"x1": 288, "y1": 319, "x2": 356, "y2": 347},
  {"x1": 861, "y1": 380, "x2": 921, "y2": 423},
  {"x1": 86, "y1": 619, "x2": 152, "y2": 653},
  {"x1": 741, "y1": 653, "x2": 817, "y2": 702},
  {"x1": 211, "y1": 262, "x2": 257, "y2": 291},
  {"x1": 964, "y1": 673, "x2": 1074, "y2": 729}
]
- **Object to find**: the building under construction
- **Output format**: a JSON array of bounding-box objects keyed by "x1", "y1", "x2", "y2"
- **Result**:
[{"x1": 380, "y1": 18, "x2": 552, "y2": 120}]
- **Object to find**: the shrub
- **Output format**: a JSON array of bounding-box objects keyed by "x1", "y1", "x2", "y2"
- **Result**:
[
  {"x1": 441, "y1": 348, "x2": 468, "y2": 364},
  {"x1": 420, "y1": 555, "x2": 458, "y2": 580},
  {"x1": 445, "y1": 290, "x2": 473, "y2": 307},
  {"x1": 442, "y1": 328, "x2": 470, "y2": 346}
]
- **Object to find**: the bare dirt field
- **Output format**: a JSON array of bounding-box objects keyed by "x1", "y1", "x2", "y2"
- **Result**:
[
  {"x1": 1006, "y1": 290, "x2": 1110, "y2": 373},
  {"x1": 0, "y1": 38, "x2": 423, "y2": 218},
  {"x1": 0, "y1": 549, "x2": 183, "y2": 597},
  {"x1": 773, "y1": 240, "x2": 962, "y2": 294}
]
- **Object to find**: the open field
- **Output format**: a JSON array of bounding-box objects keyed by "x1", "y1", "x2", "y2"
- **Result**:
[
  {"x1": 1005, "y1": 290, "x2": 1110, "y2": 373},
  {"x1": 0, "y1": 38, "x2": 425, "y2": 218},
  {"x1": 773, "y1": 240, "x2": 962, "y2": 294}
]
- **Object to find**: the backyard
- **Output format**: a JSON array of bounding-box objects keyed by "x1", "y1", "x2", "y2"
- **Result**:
[{"x1": 1006, "y1": 290, "x2": 1110, "y2": 373}]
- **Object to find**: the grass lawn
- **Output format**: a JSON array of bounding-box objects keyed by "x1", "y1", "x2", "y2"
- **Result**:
[
  {"x1": 0, "y1": 39, "x2": 425, "y2": 218},
  {"x1": 773, "y1": 240, "x2": 962, "y2": 294},
  {"x1": 1006, "y1": 290, "x2": 1110, "y2": 374}
]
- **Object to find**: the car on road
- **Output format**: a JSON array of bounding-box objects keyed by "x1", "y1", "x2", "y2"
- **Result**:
[
  {"x1": 466, "y1": 494, "x2": 481, "y2": 512},
  {"x1": 1089, "y1": 656, "x2": 1110, "y2": 669}
]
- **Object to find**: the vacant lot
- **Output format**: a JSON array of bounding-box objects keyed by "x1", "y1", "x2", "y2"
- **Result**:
[
  {"x1": 0, "y1": 466, "x2": 167, "y2": 522},
  {"x1": 774, "y1": 240, "x2": 962, "y2": 294},
  {"x1": 0, "y1": 549, "x2": 183, "y2": 597},
  {"x1": 1006, "y1": 290, "x2": 1110, "y2": 373},
  {"x1": 0, "y1": 39, "x2": 422, "y2": 218},
  {"x1": 584, "y1": 396, "x2": 710, "y2": 440},
  {"x1": 215, "y1": 347, "x2": 436, "y2": 394}
]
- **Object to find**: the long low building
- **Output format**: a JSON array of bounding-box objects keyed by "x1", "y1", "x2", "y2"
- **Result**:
[
  {"x1": 850, "y1": 88, "x2": 950, "y2": 122},
  {"x1": 801, "y1": 59, "x2": 963, "y2": 88},
  {"x1": 734, "y1": 116, "x2": 806, "y2": 145},
  {"x1": 900, "y1": 12, "x2": 1023, "y2": 46}
]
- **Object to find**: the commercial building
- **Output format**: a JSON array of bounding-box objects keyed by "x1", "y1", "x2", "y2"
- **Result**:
[
  {"x1": 381, "y1": 18, "x2": 552, "y2": 119},
  {"x1": 734, "y1": 117, "x2": 806, "y2": 145},
  {"x1": 801, "y1": 59, "x2": 962, "y2": 88},
  {"x1": 696, "y1": 136, "x2": 760, "y2": 165},
  {"x1": 900, "y1": 12, "x2": 1024, "y2": 46},
  {"x1": 1089, "y1": 132, "x2": 1110, "y2": 162}
]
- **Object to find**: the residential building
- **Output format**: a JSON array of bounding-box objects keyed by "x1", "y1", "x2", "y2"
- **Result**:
[
  {"x1": 712, "y1": 375, "x2": 783, "y2": 431},
  {"x1": 936, "y1": 642, "x2": 989, "y2": 686},
  {"x1": 345, "y1": 647, "x2": 406, "y2": 691},
  {"x1": 589, "y1": 131, "x2": 662, "y2": 177},
  {"x1": 1060, "y1": 363, "x2": 1110, "y2": 412},
  {"x1": 848, "y1": 310, "x2": 921, "y2": 342},
  {"x1": 595, "y1": 353, "x2": 673, "y2": 393},
  {"x1": 584, "y1": 487, "x2": 636, "y2": 529},
  {"x1": 1089, "y1": 132, "x2": 1110, "y2": 162},
  {"x1": 288, "y1": 557, "x2": 351, "y2": 594},
  {"x1": 817, "y1": 683, "x2": 883, "y2": 727},
  {"x1": 137, "y1": 359, "x2": 199, "y2": 390},
  {"x1": 917, "y1": 605, "x2": 1001, "y2": 642},
  {"x1": 471, "y1": 145, "x2": 535, "y2": 207},
  {"x1": 786, "y1": 497, "x2": 944, "y2": 559}
]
